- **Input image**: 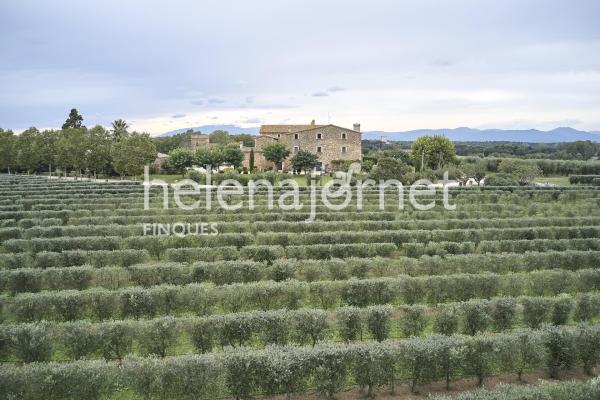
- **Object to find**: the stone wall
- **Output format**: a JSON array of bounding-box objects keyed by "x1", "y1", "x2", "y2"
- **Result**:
[
  {"x1": 283, "y1": 125, "x2": 361, "y2": 171},
  {"x1": 243, "y1": 124, "x2": 362, "y2": 172}
]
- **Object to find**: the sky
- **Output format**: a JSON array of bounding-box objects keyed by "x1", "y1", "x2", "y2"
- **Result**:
[{"x1": 1, "y1": 0, "x2": 600, "y2": 135}]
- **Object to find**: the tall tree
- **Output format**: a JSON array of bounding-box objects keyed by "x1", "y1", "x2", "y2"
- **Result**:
[
  {"x1": 111, "y1": 119, "x2": 129, "y2": 142},
  {"x1": 411, "y1": 135, "x2": 456, "y2": 171},
  {"x1": 262, "y1": 142, "x2": 290, "y2": 170},
  {"x1": 209, "y1": 130, "x2": 230, "y2": 145},
  {"x1": 249, "y1": 148, "x2": 255, "y2": 171},
  {"x1": 56, "y1": 128, "x2": 87, "y2": 176},
  {"x1": 222, "y1": 143, "x2": 244, "y2": 169},
  {"x1": 36, "y1": 130, "x2": 59, "y2": 176},
  {"x1": 85, "y1": 126, "x2": 112, "y2": 177},
  {"x1": 0, "y1": 128, "x2": 16, "y2": 173},
  {"x1": 194, "y1": 147, "x2": 225, "y2": 170},
  {"x1": 111, "y1": 132, "x2": 157, "y2": 178},
  {"x1": 16, "y1": 128, "x2": 41, "y2": 173},
  {"x1": 62, "y1": 108, "x2": 84, "y2": 129},
  {"x1": 168, "y1": 148, "x2": 194, "y2": 176}
]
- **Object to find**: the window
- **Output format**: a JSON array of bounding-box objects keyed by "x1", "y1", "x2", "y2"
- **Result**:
[
  {"x1": 316, "y1": 133, "x2": 322, "y2": 140},
  {"x1": 293, "y1": 146, "x2": 299, "y2": 153},
  {"x1": 341, "y1": 133, "x2": 347, "y2": 140},
  {"x1": 341, "y1": 146, "x2": 347, "y2": 154},
  {"x1": 317, "y1": 146, "x2": 322, "y2": 153},
  {"x1": 294, "y1": 133, "x2": 299, "y2": 140}
]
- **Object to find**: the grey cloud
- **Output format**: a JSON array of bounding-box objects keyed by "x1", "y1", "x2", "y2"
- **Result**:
[
  {"x1": 208, "y1": 98, "x2": 225, "y2": 104},
  {"x1": 171, "y1": 114, "x2": 186, "y2": 118},
  {"x1": 312, "y1": 92, "x2": 329, "y2": 97},
  {"x1": 190, "y1": 100, "x2": 204, "y2": 106},
  {"x1": 238, "y1": 117, "x2": 261, "y2": 124},
  {"x1": 245, "y1": 96, "x2": 255, "y2": 103},
  {"x1": 328, "y1": 86, "x2": 345, "y2": 92},
  {"x1": 432, "y1": 59, "x2": 453, "y2": 67}
]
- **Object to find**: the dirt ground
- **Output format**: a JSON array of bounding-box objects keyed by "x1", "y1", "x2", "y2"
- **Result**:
[{"x1": 266, "y1": 368, "x2": 595, "y2": 399}]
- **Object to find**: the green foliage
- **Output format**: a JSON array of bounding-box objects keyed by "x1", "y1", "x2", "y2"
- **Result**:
[
  {"x1": 366, "y1": 305, "x2": 392, "y2": 342},
  {"x1": 290, "y1": 149, "x2": 320, "y2": 173},
  {"x1": 497, "y1": 159, "x2": 541, "y2": 185},
  {"x1": 484, "y1": 172, "x2": 519, "y2": 186},
  {"x1": 294, "y1": 309, "x2": 328, "y2": 346},
  {"x1": 111, "y1": 132, "x2": 157, "y2": 177},
  {"x1": 139, "y1": 316, "x2": 178, "y2": 357},
  {"x1": 62, "y1": 108, "x2": 84, "y2": 129},
  {"x1": 490, "y1": 297, "x2": 516, "y2": 331},
  {"x1": 209, "y1": 130, "x2": 230, "y2": 145},
  {"x1": 110, "y1": 119, "x2": 129, "y2": 141},
  {"x1": 336, "y1": 306, "x2": 363, "y2": 342},
  {"x1": 262, "y1": 142, "x2": 290, "y2": 169},
  {"x1": 460, "y1": 300, "x2": 491, "y2": 335},
  {"x1": 433, "y1": 305, "x2": 459, "y2": 335},
  {"x1": 411, "y1": 135, "x2": 456, "y2": 170},
  {"x1": 544, "y1": 325, "x2": 577, "y2": 379},
  {"x1": 369, "y1": 157, "x2": 413, "y2": 182},
  {"x1": 8, "y1": 322, "x2": 52, "y2": 362},
  {"x1": 399, "y1": 305, "x2": 427, "y2": 337},
  {"x1": 168, "y1": 148, "x2": 194, "y2": 176},
  {"x1": 62, "y1": 321, "x2": 99, "y2": 359}
]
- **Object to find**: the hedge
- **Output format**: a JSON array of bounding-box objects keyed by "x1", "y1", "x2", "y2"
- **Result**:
[
  {"x1": 5, "y1": 269, "x2": 600, "y2": 322},
  {"x1": 1, "y1": 325, "x2": 599, "y2": 399}
]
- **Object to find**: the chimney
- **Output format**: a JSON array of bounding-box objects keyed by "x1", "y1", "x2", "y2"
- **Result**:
[
  {"x1": 353, "y1": 123, "x2": 360, "y2": 132},
  {"x1": 310, "y1": 119, "x2": 315, "y2": 125}
]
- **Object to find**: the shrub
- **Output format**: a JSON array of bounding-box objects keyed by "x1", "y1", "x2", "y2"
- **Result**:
[
  {"x1": 551, "y1": 294, "x2": 574, "y2": 325},
  {"x1": 576, "y1": 323, "x2": 600, "y2": 376},
  {"x1": 544, "y1": 326, "x2": 577, "y2": 379},
  {"x1": 521, "y1": 296, "x2": 552, "y2": 329},
  {"x1": 189, "y1": 318, "x2": 216, "y2": 354},
  {"x1": 99, "y1": 321, "x2": 133, "y2": 360},
  {"x1": 399, "y1": 305, "x2": 427, "y2": 337},
  {"x1": 490, "y1": 297, "x2": 517, "y2": 331},
  {"x1": 366, "y1": 305, "x2": 392, "y2": 342},
  {"x1": 461, "y1": 300, "x2": 491, "y2": 336},
  {"x1": 62, "y1": 321, "x2": 100, "y2": 360},
  {"x1": 294, "y1": 309, "x2": 328, "y2": 346},
  {"x1": 433, "y1": 305, "x2": 459, "y2": 336},
  {"x1": 139, "y1": 316, "x2": 178, "y2": 357},
  {"x1": 9, "y1": 322, "x2": 53, "y2": 362},
  {"x1": 336, "y1": 306, "x2": 363, "y2": 343}
]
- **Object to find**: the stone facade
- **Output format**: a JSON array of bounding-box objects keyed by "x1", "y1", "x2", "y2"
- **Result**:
[
  {"x1": 188, "y1": 133, "x2": 210, "y2": 149},
  {"x1": 249, "y1": 121, "x2": 362, "y2": 171}
]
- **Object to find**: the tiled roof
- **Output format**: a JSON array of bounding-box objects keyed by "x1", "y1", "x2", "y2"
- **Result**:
[{"x1": 259, "y1": 124, "x2": 325, "y2": 134}]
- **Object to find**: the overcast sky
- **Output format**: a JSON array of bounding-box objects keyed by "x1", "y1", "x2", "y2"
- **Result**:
[{"x1": 2, "y1": 0, "x2": 600, "y2": 135}]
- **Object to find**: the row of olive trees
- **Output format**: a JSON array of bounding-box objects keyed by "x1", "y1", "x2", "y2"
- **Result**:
[
  {"x1": 2, "y1": 325, "x2": 599, "y2": 399},
  {"x1": 2, "y1": 250, "x2": 599, "y2": 294},
  {"x1": 3, "y1": 293, "x2": 598, "y2": 363},
  {"x1": 6, "y1": 268, "x2": 600, "y2": 322}
]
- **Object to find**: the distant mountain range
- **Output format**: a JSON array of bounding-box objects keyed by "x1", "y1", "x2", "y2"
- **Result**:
[
  {"x1": 159, "y1": 125, "x2": 259, "y2": 137},
  {"x1": 160, "y1": 125, "x2": 600, "y2": 143}
]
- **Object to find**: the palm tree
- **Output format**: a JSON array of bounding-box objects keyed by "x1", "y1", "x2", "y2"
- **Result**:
[{"x1": 111, "y1": 119, "x2": 129, "y2": 141}]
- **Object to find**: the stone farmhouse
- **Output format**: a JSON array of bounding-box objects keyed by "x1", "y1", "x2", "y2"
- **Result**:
[
  {"x1": 187, "y1": 133, "x2": 210, "y2": 149},
  {"x1": 185, "y1": 120, "x2": 362, "y2": 172},
  {"x1": 243, "y1": 120, "x2": 362, "y2": 172}
]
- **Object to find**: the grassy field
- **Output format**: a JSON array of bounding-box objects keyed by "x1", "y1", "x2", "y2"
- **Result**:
[{"x1": 535, "y1": 175, "x2": 571, "y2": 186}]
